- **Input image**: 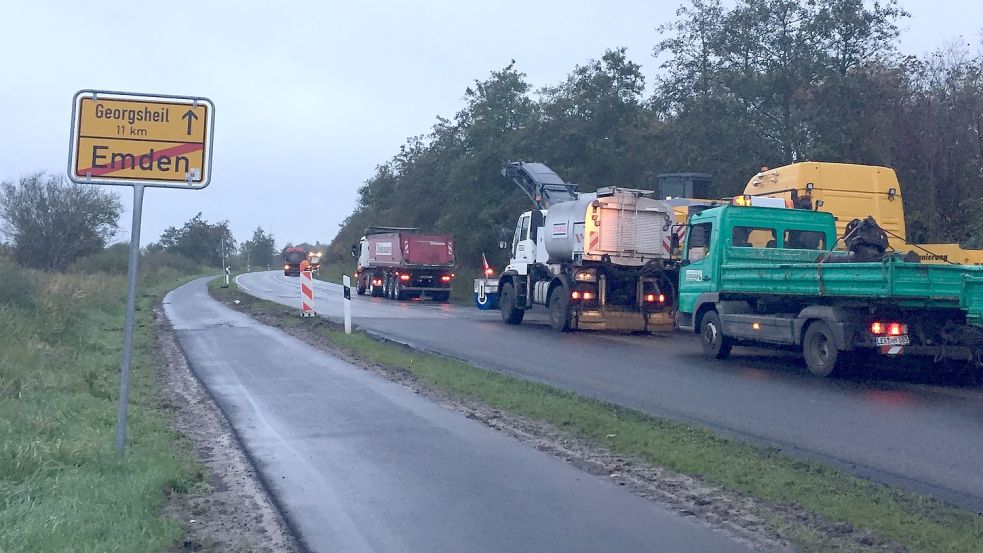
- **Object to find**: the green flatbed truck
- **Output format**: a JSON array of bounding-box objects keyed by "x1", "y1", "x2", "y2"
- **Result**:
[{"x1": 676, "y1": 205, "x2": 983, "y2": 376}]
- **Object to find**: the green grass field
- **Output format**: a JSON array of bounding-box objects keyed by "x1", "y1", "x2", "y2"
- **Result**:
[
  {"x1": 212, "y1": 278, "x2": 983, "y2": 553},
  {"x1": 0, "y1": 260, "x2": 204, "y2": 552}
]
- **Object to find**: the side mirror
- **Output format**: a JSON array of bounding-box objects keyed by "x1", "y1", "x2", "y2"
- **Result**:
[
  {"x1": 350, "y1": 244, "x2": 358, "y2": 258},
  {"x1": 499, "y1": 240, "x2": 508, "y2": 250}
]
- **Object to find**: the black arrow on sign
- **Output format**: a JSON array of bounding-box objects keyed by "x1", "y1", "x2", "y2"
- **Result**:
[{"x1": 182, "y1": 110, "x2": 199, "y2": 135}]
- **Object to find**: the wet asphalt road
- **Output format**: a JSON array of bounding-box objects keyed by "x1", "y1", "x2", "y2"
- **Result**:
[
  {"x1": 237, "y1": 270, "x2": 983, "y2": 513},
  {"x1": 165, "y1": 278, "x2": 758, "y2": 553}
]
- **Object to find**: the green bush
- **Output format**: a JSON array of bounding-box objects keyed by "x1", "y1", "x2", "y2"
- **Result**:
[
  {"x1": 0, "y1": 260, "x2": 37, "y2": 309},
  {"x1": 140, "y1": 250, "x2": 200, "y2": 277},
  {"x1": 70, "y1": 243, "x2": 130, "y2": 274}
]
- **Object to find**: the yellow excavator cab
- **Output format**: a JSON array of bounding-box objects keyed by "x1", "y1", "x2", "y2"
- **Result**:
[{"x1": 744, "y1": 162, "x2": 983, "y2": 265}]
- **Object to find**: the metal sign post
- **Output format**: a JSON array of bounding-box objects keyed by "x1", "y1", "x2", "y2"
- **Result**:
[
  {"x1": 342, "y1": 275, "x2": 352, "y2": 334},
  {"x1": 114, "y1": 184, "x2": 145, "y2": 457},
  {"x1": 68, "y1": 89, "x2": 215, "y2": 458}
]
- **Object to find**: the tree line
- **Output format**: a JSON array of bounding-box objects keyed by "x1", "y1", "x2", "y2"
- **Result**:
[
  {"x1": 327, "y1": 0, "x2": 983, "y2": 272},
  {"x1": 0, "y1": 172, "x2": 284, "y2": 271}
]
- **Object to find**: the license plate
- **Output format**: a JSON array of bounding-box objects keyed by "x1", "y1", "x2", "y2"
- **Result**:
[{"x1": 875, "y1": 335, "x2": 909, "y2": 346}]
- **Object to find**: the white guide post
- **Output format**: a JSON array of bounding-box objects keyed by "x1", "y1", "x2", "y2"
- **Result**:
[{"x1": 342, "y1": 275, "x2": 352, "y2": 334}]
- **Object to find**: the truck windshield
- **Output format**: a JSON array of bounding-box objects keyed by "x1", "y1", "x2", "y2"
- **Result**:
[{"x1": 284, "y1": 251, "x2": 305, "y2": 263}]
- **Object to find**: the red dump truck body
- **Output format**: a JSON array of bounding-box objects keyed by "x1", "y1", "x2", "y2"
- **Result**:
[
  {"x1": 364, "y1": 232, "x2": 455, "y2": 267},
  {"x1": 354, "y1": 231, "x2": 455, "y2": 301}
]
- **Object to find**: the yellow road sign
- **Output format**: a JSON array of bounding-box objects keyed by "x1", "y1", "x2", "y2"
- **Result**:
[{"x1": 68, "y1": 90, "x2": 215, "y2": 188}]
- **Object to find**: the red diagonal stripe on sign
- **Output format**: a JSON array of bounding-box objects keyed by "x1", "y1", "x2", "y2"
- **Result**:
[
  {"x1": 302, "y1": 283, "x2": 313, "y2": 298},
  {"x1": 77, "y1": 142, "x2": 204, "y2": 177}
]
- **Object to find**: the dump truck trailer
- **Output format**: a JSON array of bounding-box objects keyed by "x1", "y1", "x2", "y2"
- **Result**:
[
  {"x1": 676, "y1": 204, "x2": 983, "y2": 376},
  {"x1": 353, "y1": 228, "x2": 456, "y2": 302}
]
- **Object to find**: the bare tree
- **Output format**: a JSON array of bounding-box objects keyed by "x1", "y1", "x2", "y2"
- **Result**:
[{"x1": 0, "y1": 173, "x2": 122, "y2": 270}]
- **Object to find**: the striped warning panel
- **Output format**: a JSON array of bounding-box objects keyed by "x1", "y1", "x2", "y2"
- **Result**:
[
  {"x1": 300, "y1": 270, "x2": 315, "y2": 317},
  {"x1": 663, "y1": 226, "x2": 687, "y2": 256}
]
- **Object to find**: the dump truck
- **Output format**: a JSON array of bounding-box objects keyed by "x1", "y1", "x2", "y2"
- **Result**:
[
  {"x1": 352, "y1": 227, "x2": 455, "y2": 301},
  {"x1": 744, "y1": 162, "x2": 983, "y2": 265},
  {"x1": 307, "y1": 251, "x2": 322, "y2": 273},
  {"x1": 676, "y1": 202, "x2": 983, "y2": 376},
  {"x1": 488, "y1": 161, "x2": 677, "y2": 332},
  {"x1": 283, "y1": 247, "x2": 307, "y2": 276}
]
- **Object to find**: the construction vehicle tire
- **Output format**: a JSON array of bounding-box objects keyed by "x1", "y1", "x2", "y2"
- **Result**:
[
  {"x1": 500, "y1": 282, "x2": 524, "y2": 325},
  {"x1": 700, "y1": 310, "x2": 732, "y2": 359},
  {"x1": 549, "y1": 286, "x2": 571, "y2": 332}
]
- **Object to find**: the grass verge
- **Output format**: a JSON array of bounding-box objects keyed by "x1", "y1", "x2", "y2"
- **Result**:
[
  {"x1": 210, "y1": 278, "x2": 983, "y2": 553},
  {"x1": 0, "y1": 261, "x2": 206, "y2": 552}
]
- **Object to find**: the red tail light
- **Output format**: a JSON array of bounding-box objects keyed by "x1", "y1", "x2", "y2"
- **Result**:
[
  {"x1": 645, "y1": 293, "x2": 656, "y2": 302},
  {"x1": 871, "y1": 322, "x2": 906, "y2": 335},
  {"x1": 571, "y1": 291, "x2": 581, "y2": 300},
  {"x1": 582, "y1": 292, "x2": 594, "y2": 300},
  {"x1": 658, "y1": 294, "x2": 665, "y2": 303},
  {"x1": 484, "y1": 268, "x2": 494, "y2": 276},
  {"x1": 440, "y1": 275, "x2": 452, "y2": 282},
  {"x1": 399, "y1": 274, "x2": 410, "y2": 282}
]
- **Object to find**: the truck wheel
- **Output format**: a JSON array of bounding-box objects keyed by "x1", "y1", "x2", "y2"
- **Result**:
[
  {"x1": 803, "y1": 321, "x2": 841, "y2": 377},
  {"x1": 385, "y1": 276, "x2": 394, "y2": 299},
  {"x1": 549, "y1": 287, "x2": 571, "y2": 332},
  {"x1": 499, "y1": 282, "x2": 524, "y2": 325},
  {"x1": 394, "y1": 280, "x2": 407, "y2": 301},
  {"x1": 356, "y1": 276, "x2": 367, "y2": 295},
  {"x1": 700, "y1": 310, "x2": 732, "y2": 359}
]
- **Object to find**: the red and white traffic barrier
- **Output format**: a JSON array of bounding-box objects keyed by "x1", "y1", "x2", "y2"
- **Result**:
[{"x1": 300, "y1": 270, "x2": 315, "y2": 317}]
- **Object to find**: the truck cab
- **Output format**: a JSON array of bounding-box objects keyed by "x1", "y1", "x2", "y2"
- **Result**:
[
  {"x1": 677, "y1": 205, "x2": 835, "y2": 326},
  {"x1": 504, "y1": 210, "x2": 548, "y2": 272}
]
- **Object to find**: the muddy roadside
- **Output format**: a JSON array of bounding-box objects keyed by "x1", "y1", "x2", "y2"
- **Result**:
[
  {"x1": 154, "y1": 304, "x2": 302, "y2": 553},
  {"x1": 211, "y1": 288, "x2": 910, "y2": 553}
]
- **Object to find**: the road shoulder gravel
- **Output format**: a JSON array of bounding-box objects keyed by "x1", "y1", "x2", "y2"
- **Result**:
[{"x1": 155, "y1": 303, "x2": 302, "y2": 553}]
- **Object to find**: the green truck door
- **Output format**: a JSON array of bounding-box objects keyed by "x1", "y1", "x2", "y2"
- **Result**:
[{"x1": 679, "y1": 221, "x2": 716, "y2": 315}]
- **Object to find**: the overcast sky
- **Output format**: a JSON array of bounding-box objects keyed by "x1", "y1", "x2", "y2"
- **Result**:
[{"x1": 2, "y1": 1, "x2": 980, "y2": 249}]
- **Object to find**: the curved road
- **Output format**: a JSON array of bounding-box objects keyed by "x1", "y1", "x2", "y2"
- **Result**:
[
  {"x1": 164, "y1": 278, "x2": 756, "y2": 552},
  {"x1": 238, "y1": 270, "x2": 983, "y2": 512}
]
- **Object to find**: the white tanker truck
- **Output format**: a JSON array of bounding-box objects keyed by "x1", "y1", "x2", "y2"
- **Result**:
[{"x1": 488, "y1": 162, "x2": 678, "y2": 332}]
